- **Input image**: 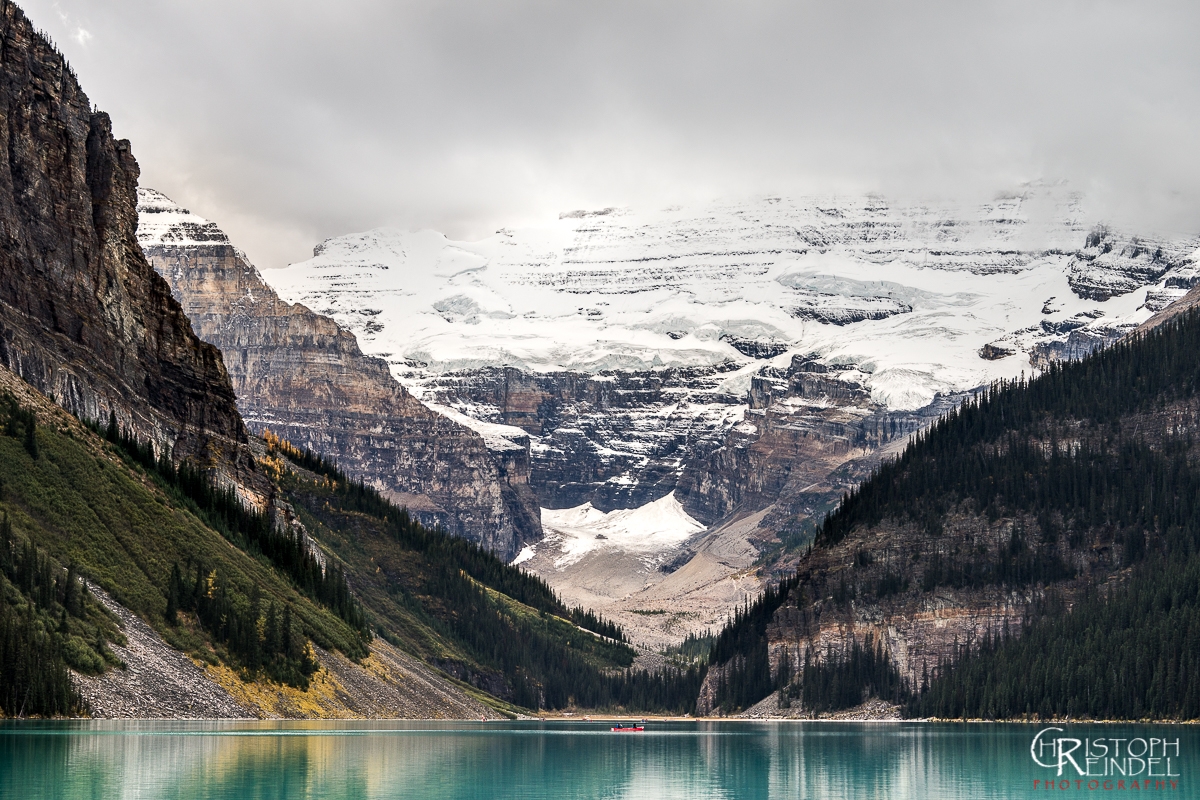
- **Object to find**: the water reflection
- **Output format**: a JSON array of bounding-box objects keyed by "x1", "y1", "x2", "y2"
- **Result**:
[{"x1": 0, "y1": 720, "x2": 1192, "y2": 799}]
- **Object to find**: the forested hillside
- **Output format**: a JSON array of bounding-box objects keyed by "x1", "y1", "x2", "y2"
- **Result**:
[
  {"x1": 263, "y1": 434, "x2": 703, "y2": 712},
  {"x1": 0, "y1": 377, "x2": 370, "y2": 715},
  {"x1": 705, "y1": 307, "x2": 1200, "y2": 720},
  {"x1": 0, "y1": 369, "x2": 701, "y2": 716}
]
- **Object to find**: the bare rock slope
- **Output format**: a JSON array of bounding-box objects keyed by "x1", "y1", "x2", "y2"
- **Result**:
[
  {"x1": 0, "y1": 2, "x2": 247, "y2": 470},
  {"x1": 77, "y1": 584, "x2": 491, "y2": 719},
  {"x1": 74, "y1": 585, "x2": 253, "y2": 719},
  {"x1": 137, "y1": 189, "x2": 539, "y2": 559}
]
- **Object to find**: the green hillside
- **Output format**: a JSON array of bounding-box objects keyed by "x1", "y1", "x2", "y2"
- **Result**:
[
  {"x1": 0, "y1": 377, "x2": 701, "y2": 716},
  {"x1": 266, "y1": 437, "x2": 703, "y2": 712},
  {"x1": 0, "y1": 389, "x2": 370, "y2": 714}
]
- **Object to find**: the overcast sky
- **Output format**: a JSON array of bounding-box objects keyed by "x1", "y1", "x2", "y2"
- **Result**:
[{"x1": 22, "y1": 0, "x2": 1200, "y2": 269}]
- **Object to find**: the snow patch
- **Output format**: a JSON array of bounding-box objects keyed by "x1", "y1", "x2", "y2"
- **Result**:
[
  {"x1": 510, "y1": 544, "x2": 536, "y2": 566},
  {"x1": 422, "y1": 401, "x2": 527, "y2": 452},
  {"x1": 540, "y1": 492, "x2": 705, "y2": 568}
]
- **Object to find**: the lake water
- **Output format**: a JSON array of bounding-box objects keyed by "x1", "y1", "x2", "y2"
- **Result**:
[{"x1": 0, "y1": 720, "x2": 1192, "y2": 799}]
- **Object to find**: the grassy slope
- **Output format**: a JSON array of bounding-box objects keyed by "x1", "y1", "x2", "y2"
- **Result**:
[
  {"x1": 0, "y1": 397, "x2": 364, "y2": 667},
  {"x1": 1, "y1": 377, "x2": 634, "y2": 713}
]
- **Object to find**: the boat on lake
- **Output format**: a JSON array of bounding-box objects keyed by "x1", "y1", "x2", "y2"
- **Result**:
[{"x1": 610, "y1": 722, "x2": 645, "y2": 732}]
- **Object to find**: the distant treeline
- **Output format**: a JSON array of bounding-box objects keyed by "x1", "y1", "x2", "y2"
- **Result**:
[
  {"x1": 706, "y1": 308, "x2": 1200, "y2": 719},
  {"x1": 418, "y1": 561, "x2": 704, "y2": 711},
  {"x1": 3, "y1": 395, "x2": 38, "y2": 459}
]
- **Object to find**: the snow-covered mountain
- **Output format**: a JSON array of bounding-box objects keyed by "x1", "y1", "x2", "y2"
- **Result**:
[
  {"x1": 262, "y1": 189, "x2": 1198, "y2": 645},
  {"x1": 268, "y1": 189, "x2": 1196, "y2": 411},
  {"x1": 137, "y1": 189, "x2": 543, "y2": 560}
]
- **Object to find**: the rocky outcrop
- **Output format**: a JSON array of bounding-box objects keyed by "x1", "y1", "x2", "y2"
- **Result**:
[
  {"x1": 420, "y1": 355, "x2": 969, "y2": 649},
  {"x1": 677, "y1": 356, "x2": 963, "y2": 527},
  {"x1": 1135, "y1": 264, "x2": 1200, "y2": 334},
  {"x1": 1066, "y1": 226, "x2": 1191, "y2": 301},
  {"x1": 421, "y1": 364, "x2": 746, "y2": 512},
  {"x1": 137, "y1": 190, "x2": 539, "y2": 559},
  {"x1": 1028, "y1": 326, "x2": 1127, "y2": 370},
  {"x1": 719, "y1": 335, "x2": 789, "y2": 359},
  {"x1": 0, "y1": 3, "x2": 248, "y2": 470}
]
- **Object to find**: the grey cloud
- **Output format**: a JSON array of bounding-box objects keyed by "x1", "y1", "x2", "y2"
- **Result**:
[{"x1": 24, "y1": 0, "x2": 1200, "y2": 269}]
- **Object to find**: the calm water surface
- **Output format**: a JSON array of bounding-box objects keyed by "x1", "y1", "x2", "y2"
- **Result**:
[{"x1": 0, "y1": 720, "x2": 1192, "y2": 799}]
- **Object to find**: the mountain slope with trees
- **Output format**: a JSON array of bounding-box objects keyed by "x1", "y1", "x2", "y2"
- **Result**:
[
  {"x1": 0, "y1": 363, "x2": 702, "y2": 716},
  {"x1": 703, "y1": 306, "x2": 1200, "y2": 720},
  {"x1": 0, "y1": 0, "x2": 699, "y2": 718}
]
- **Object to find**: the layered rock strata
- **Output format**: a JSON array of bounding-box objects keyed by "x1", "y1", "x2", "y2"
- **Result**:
[
  {"x1": 420, "y1": 364, "x2": 747, "y2": 513},
  {"x1": 0, "y1": 2, "x2": 248, "y2": 471},
  {"x1": 678, "y1": 357, "x2": 968, "y2": 528},
  {"x1": 137, "y1": 190, "x2": 539, "y2": 558}
]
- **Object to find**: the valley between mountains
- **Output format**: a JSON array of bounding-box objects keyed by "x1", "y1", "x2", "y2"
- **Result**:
[{"x1": 2, "y1": 0, "x2": 1200, "y2": 722}]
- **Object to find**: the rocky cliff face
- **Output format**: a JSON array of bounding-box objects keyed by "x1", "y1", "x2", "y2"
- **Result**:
[
  {"x1": 137, "y1": 190, "x2": 539, "y2": 559},
  {"x1": 425, "y1": 357, "x2": 958, "y2": 533},
  {"x1": 420, "y1": 364, "x2": 746, "y2": 514},
  {"x1": 676, "y1": 356, "x2": 966, "y2": 533},
  {"x1": 698, "y1": 502, "x2": 1117, "y2": 717},
  {"x1": 0, "y1": 2, "x2": 247, "y2": 469}
]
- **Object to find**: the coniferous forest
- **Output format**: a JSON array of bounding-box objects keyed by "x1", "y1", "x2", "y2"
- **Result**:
[
  {"x1": 709, "y1": 307, "x2": 1200, "y2": 719},
  {"x1": 264, "y1": 434, "x2": 703, "y2": 712}
]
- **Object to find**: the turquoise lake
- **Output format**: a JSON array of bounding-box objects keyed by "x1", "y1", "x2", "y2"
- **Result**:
[{"x1": 0, "y1": 720, "x2": 1192, "y2": 799}]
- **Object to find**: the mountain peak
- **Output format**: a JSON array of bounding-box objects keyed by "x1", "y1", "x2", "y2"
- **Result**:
[{"x1": 265, "y1": 193, "x2": 1197, "y2": 411}]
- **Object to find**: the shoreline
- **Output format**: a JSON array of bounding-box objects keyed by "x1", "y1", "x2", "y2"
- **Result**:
[{"x1": 4, "y1": 715, "x2": 1197, "y2": 725}]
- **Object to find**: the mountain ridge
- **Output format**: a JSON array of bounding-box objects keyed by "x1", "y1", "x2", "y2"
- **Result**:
[
  {"x1": 136, "y1": 188, "x2": 541, "y2": 559},
  {"x1": 0, "y1": 1, "x2": 249, "y2": 479}
]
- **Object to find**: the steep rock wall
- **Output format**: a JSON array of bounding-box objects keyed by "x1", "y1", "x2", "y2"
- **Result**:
[
  {"x1": 677, "y1": 357, "x2": 965, "y2": 529},
  {"x1": 138, "y1": 190, "x2": 539, "y2": 559},
  {"x1": 0, "y1": 2, "x2": 247, "y2": 469},
  {"x1": 421, "y1": 364, "x2": 746, "y2": 512}
]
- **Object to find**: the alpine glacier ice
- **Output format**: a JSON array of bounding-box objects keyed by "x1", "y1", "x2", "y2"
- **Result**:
[{"x1": 265, "y1": 190, "x2": 1197, "y2": 412}]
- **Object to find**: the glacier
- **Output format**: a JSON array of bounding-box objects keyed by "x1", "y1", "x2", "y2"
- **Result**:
[{"x1": 266, "y1": 190, "x2": 1196, "y2": 412}]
